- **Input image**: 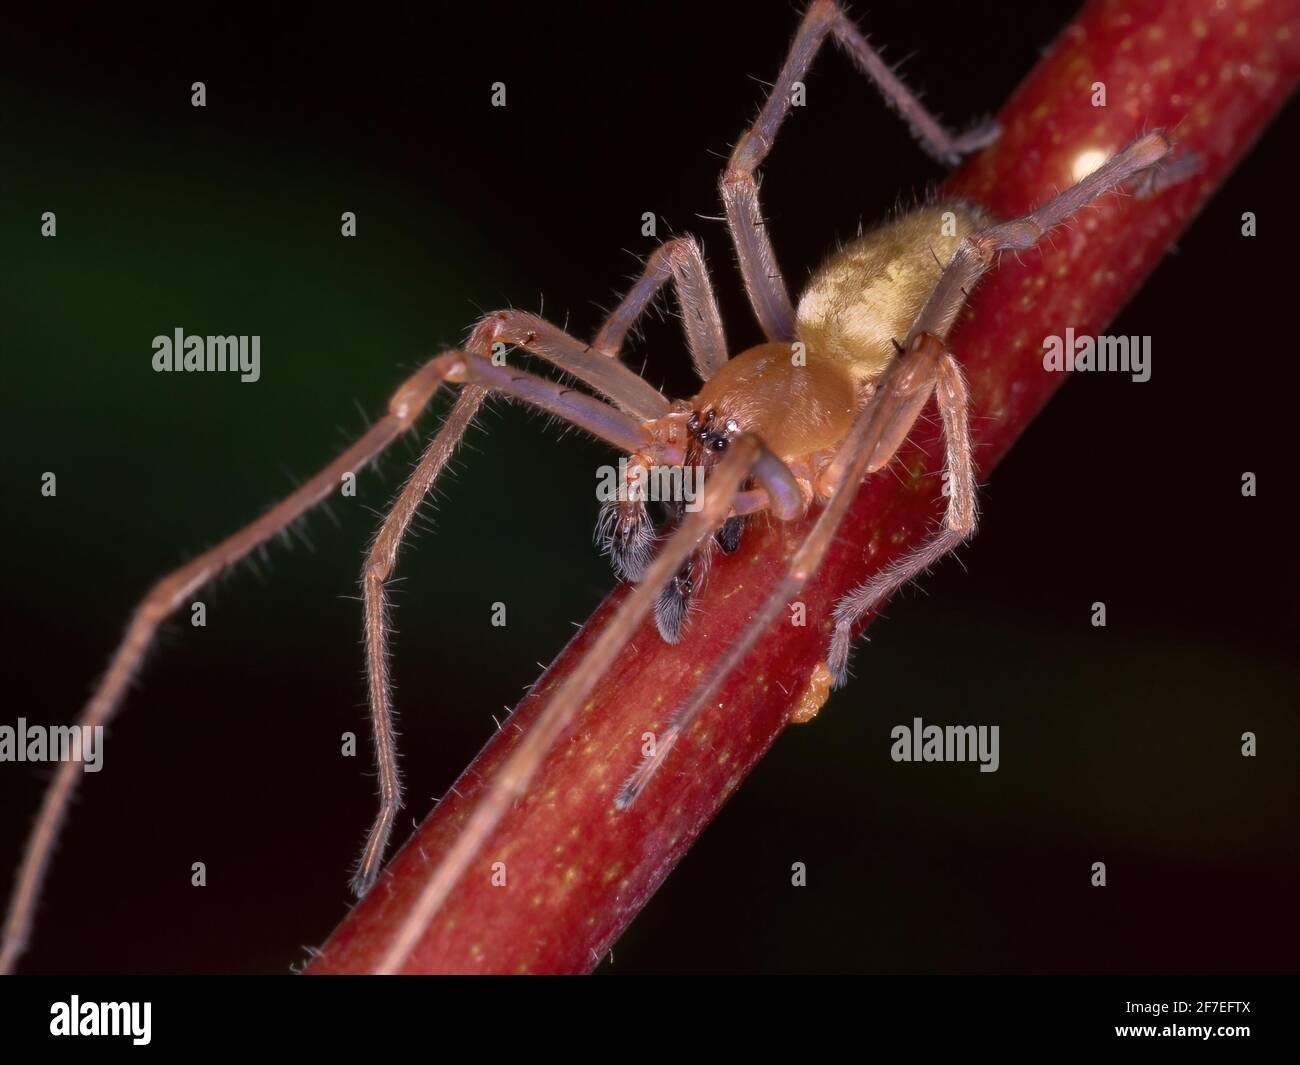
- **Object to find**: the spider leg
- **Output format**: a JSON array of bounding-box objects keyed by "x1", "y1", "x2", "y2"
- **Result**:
[
  {"x1": 593, "y1": 236, "x2": 729, "y2": 380},
  {"x1": 353, "y1": 348, "x2": 657, "y2": 895},
  {"x1": 472, "y1": 309, "x2": 669, "y2": 420},
  {"x1": 721, "y1": 0, "x2": 998, "y2": 343},
  {"x1": 911, "y1": 131, "x2": 1174, "y2": 341},
  {"x1": 0, "y1": 353, "x2": 457, "y2": 974},
  {"x1": 370, "y1": 435, "x2": 803, "y2": 972},
  {"x1": 827, "y1": 349, "x2": 975, "y2": 686},
  {"x1": 617, "y1": 333, "x2": 951, "y2": 807}
]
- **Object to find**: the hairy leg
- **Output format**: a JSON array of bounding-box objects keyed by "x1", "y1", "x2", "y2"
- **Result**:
[
  {"x1": 353, "y1": 348, "x2": 657, "y2": 894},
  {"x1": 721, "y1": 0, "x2": 999, "y2": 342},
  {"x1": 912, "y1": 131, "x2": 1174, "y2": 342},
  {"x1": 828, "y1": 351, "x2": 975, "y2": 686},
  {"x1": 353, "y1": 388, "x2": 485, "y2": 895},
  {"x1": 0, "y1": 354, "x2": 455, "y2": 974},
  {"x1": 472, "y1": 310, "x2": 669, "y2": 421},
  {"x1": 593, "y1": 236, "x2": 729, "y2": 379}
]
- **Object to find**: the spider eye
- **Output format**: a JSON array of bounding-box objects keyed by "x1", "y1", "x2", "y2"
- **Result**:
[{"x1": 710, "y1": 436, "x2": 729, "y2": 453}]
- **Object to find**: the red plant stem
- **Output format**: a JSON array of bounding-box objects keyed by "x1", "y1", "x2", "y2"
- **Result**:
[{"x1": 310, "y1": 0, "x2": 1300, "y2": 974}]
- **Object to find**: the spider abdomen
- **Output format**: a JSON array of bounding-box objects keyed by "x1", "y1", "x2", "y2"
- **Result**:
[{"x1": 795, "y1": 201, "x2": 992, "y2": 386}]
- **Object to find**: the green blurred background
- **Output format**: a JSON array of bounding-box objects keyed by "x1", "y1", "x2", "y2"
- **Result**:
[{"x1": 2, "y1": 0, "x2": 1296, "y2": 973}]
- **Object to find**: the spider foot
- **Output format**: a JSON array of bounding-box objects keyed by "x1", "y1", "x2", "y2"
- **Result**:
[
  {"x1": 597, "y1": 497, "x2": 656, "y2": 583},
  {"x1": 827, "y1": 623, "x2": 854, "y2": 690},
  {"x1": 1133, "y1": 149, "x2": 1201, "y2": 199},
  {"x1": 934, "y1": 115, "x2": 1002, "y2": 167}
]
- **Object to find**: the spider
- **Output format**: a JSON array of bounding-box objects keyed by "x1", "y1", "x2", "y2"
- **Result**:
[{"x1": 1, "y1": 0, "x2": 1183, "y2": 973}]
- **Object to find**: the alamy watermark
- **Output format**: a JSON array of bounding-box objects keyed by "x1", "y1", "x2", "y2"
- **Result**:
[
  {"x1": 0, "y1": 719, "x2": 103, "y2": 772},
  {"x1": 1043, "y1": 328, "x2": 1150, "y2": 382},
  {"x1": 50, "y1": 996, "x2": 150, "y2": 1045},
  {"x1": 891, "y1": 716, "x2": 999, "y2": 773},
  {"x1": 596, "y1": 459, "x2": 705, "y2": 512},
  {"x1": 152, "y1": 328, "x2": 261, "y2": 382}
]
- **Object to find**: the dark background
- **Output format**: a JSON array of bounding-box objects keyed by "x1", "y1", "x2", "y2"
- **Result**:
[{"x1": 1, "y1": 0, "x2": 1296, "y2": 974}]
